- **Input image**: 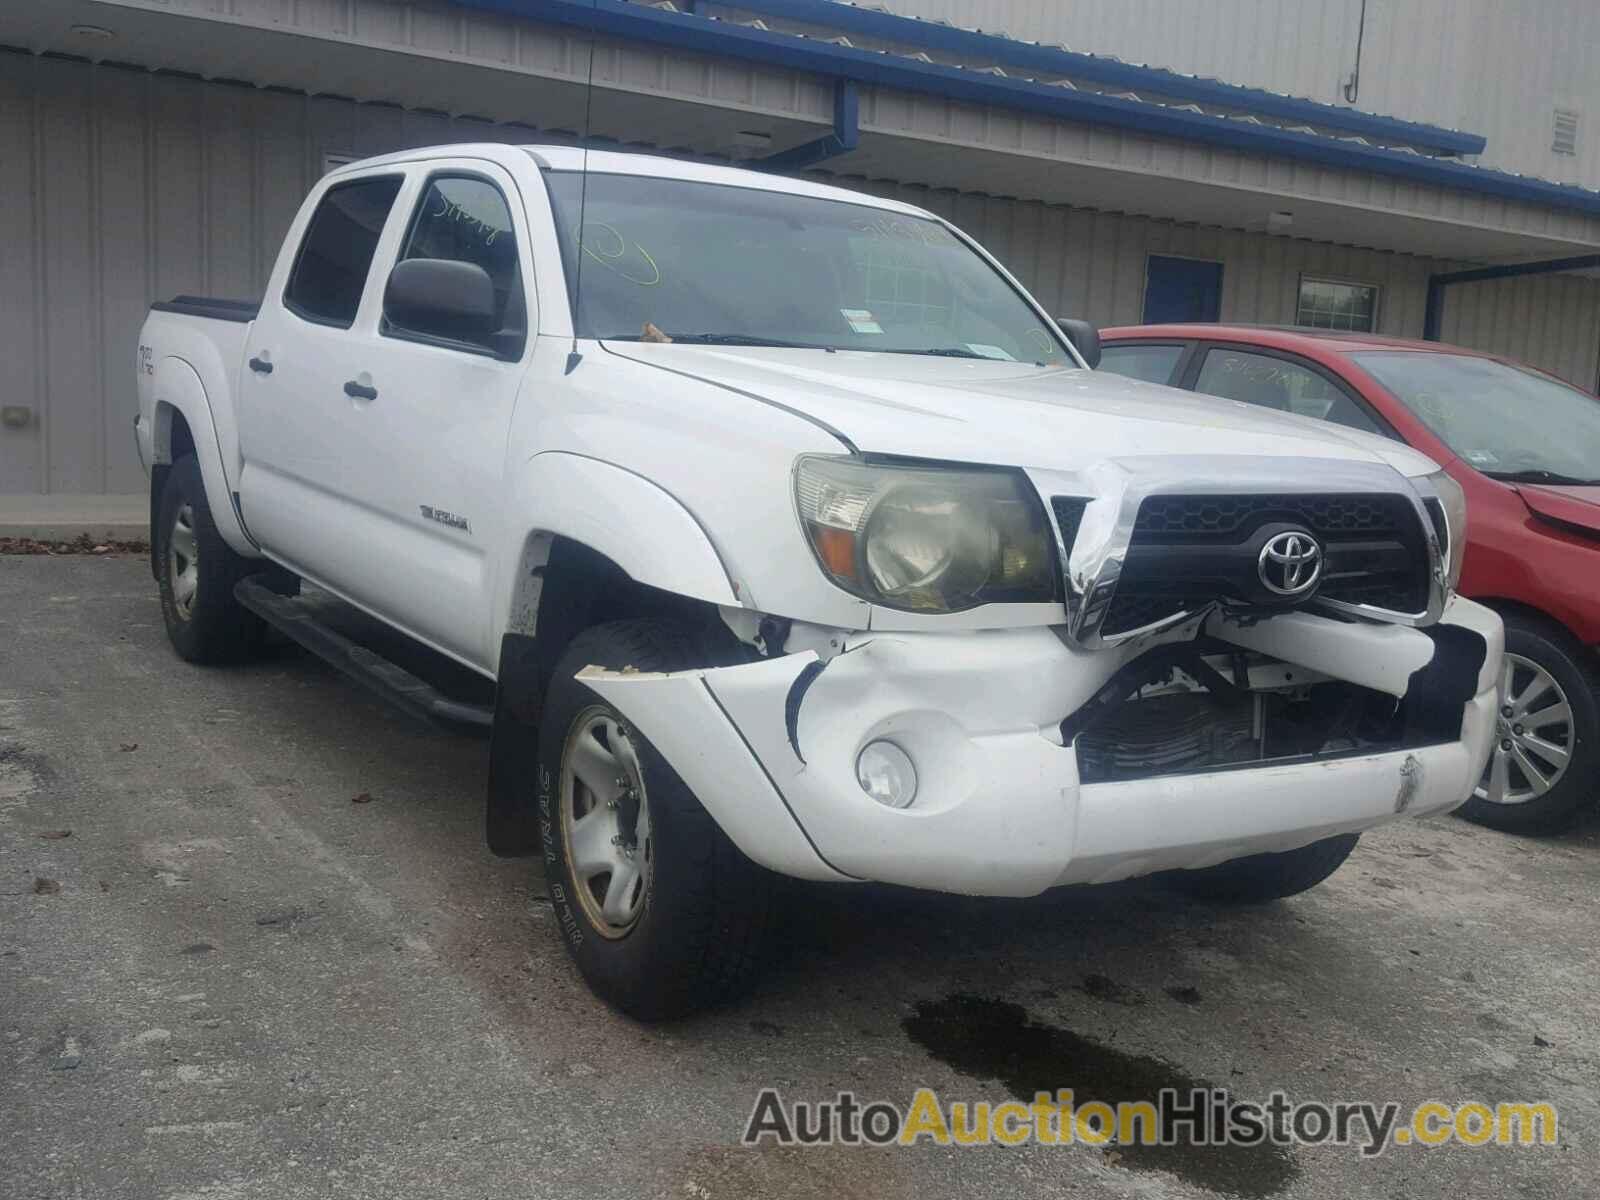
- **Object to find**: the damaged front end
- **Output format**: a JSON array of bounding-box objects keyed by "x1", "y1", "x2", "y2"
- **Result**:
[{"x1": 579, "y1": 595, "x2": 1502, "y2": 897}]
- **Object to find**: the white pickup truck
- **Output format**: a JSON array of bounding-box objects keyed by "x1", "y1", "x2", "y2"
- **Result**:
[{"x1": 135, "y1": 143, "x2": 1503, "y2": 1019}]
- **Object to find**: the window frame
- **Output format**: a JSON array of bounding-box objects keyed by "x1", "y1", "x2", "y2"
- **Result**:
[
  {"x1": 1095, "y1": 339, "x2": 1198, "y2": 387},
  {"x1": 379, "y1": 169, "x2": 530, "y2": 363},
  {"x1": 1294, "y1": 274, "x2": 1381, "y2": 334},
  {"x1": 1179, "y1": 342, "x2": 1403, "y2": 440},
  {"x1": 281, "y1": 172, "x2": 407, "y2": 331}
]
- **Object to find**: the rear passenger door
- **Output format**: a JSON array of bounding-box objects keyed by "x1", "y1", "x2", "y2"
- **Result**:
[{"x1": 238, "y1": 169, "x2": 407, "y2": 591}]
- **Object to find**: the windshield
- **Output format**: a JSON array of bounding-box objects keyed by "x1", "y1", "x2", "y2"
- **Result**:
[
  {"x1": 542, "y1": 171, "x2": 1068, "y2": 364},
  {"x1": 1352, "y1": 351, "x2": 1600, "y2": 485}
]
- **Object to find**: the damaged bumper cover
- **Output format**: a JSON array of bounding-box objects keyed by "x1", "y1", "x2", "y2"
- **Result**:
[{"x1": 580, "y1": 597, "x2": 1503, "y2": 896}]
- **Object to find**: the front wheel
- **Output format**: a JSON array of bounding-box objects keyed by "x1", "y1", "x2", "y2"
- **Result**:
[
  {"x1": 537, "y1": 620, "x2": 775, "y2": 1020},
  {"x1": 1167, "y1": 833, "x2": 1360, "y2": 903},
  {"x1": 1459, "y1": 613, "x2": 1599, "y2": 833}
]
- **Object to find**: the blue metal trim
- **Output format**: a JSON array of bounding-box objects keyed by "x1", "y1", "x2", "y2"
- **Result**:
[
  {"x1": 760, "y1": 78, "x2": 858, "y2": 169},
  {"x1": 720, "y1": 0, "x2": 1486, "y2": 157},
  {"x1": 454, "y1": 0, "x2": 1600, "y2": 219},
  {"x1": 1424, "y1": 253, "x2": 1600, "y2": 341}
]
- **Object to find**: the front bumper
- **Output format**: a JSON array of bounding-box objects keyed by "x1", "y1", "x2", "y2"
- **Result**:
[{"x1": 581, "y1": 596, "x2": 1503, "y2": 896}]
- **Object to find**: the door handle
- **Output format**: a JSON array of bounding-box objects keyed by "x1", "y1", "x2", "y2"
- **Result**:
[
  {"x1": 343, "y1": 380, "x2": 378, "y2": 401},
  {"x1": 248, "y1": 356, "x2": 273, "y2": 374}
]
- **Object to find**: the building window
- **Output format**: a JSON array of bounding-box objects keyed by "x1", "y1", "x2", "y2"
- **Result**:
[{"x1": 1296, "y1": 277, "x2": 1379, "y2": 332}]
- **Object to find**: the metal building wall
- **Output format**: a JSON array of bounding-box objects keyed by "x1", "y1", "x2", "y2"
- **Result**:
[
  {"x1": 0, "y1": 54, "x2": 546, "y2": 497},
  {"x1": 848, "y1": 176, "x2": 1600, "y2": 389},
  {"x1": 881, "y1": 0, "x2": 1600, "y2": 192},
  {"x1": 3, "y1": 55, "x2": 1597, "y2": 498}
]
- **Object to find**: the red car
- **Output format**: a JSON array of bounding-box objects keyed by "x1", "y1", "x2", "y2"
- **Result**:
[{"x1": 1097, "y1": 324, "x2": 1600, "y2": 831}]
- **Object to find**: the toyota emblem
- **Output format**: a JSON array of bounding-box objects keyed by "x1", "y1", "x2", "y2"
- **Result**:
[{"x1": 1258, "y1": 530, "x2": 1323, "y2": 597}]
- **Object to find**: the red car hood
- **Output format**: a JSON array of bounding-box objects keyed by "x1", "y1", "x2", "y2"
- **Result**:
[{"x1": 1519, "y1": 484, "x2": 1600, "y2": 535}]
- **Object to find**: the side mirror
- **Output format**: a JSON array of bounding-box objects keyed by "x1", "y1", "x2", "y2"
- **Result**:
[
  {"x1": 1056, "y1": 317, "x2": 1101, "y2": 369},
  {"x1": 384, "y1": 258, "x2": 497, "y2": 343}
]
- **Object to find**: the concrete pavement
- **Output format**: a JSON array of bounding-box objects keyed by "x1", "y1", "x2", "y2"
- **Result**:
[{"x1": 2, "y1": 554, "x2": 1596, "y2": 1199}]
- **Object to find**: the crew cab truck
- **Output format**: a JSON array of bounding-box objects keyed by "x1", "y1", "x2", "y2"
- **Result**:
[{"x1": 135, "y1": 144, "x2": 1503, "y2": 1020}]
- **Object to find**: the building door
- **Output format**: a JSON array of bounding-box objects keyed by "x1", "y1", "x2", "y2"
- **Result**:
[{"x1": 1143, "y1": 256, "x2": 1223, "y2": 324}]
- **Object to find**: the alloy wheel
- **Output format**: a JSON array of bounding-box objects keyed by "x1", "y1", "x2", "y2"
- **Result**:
[{"x1": 1475, "y1": 653, "x2": 1574, "y2": 805}]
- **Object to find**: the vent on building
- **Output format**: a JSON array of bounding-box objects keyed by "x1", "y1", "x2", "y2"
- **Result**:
[{"x1": 1553, "y1": 108, "x2": 1580, "y2": 156}]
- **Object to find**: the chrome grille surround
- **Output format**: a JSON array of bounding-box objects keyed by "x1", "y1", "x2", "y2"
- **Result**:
[{"x1": 1026, "y1": 455, "x2": 1451, "y2": 651}]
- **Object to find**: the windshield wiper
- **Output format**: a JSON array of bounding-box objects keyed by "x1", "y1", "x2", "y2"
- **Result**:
[
  {"x1": 606, "y1": 332, "x2": 833, "y2": 350},
  {"x1": 1482, "y1": 469, "x2": 1599, "y2": 486},
  {"x1": 871, "y1": 346, "x2": 991, "y2": 359}
]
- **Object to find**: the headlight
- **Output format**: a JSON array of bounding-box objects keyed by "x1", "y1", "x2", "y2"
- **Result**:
[
  {"x1": 794, "y1": 456, "x2": 1054, "y2": 612},
  {"x1": 1421, "y1": 469, "x2": 1467, "y2": 591}
]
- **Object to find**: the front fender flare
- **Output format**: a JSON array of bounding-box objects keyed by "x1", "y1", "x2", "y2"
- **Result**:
[{"x1": 493, "y1": 452, "x2": 742, "y2": 644}]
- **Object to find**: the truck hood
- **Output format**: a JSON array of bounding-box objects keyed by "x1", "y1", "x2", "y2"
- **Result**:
[
  {"x1": 607, "y1": 343, "x2": 1437, "y2": 476},
  {"x1": 1519, "y1": 483, "x2": 1600, "y2": 537}
]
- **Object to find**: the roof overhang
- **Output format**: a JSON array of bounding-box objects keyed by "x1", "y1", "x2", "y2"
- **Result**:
[{"x1": 7, "y1": 0, "x2": 1600, "y2": 265}]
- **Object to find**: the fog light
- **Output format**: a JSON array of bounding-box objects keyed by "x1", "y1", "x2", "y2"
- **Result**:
[{"x1": 856, "y1": 740, "x2": 917, "y2": 809}]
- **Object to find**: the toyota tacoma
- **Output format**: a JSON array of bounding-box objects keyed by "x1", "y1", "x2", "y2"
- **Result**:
[{"x1": 134, "y1": 144, "x2": 1503, "y2": 1019}]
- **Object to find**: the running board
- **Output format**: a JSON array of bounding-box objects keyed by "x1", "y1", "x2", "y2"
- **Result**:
[{"x1": 234, "y1": 577, "x2": 493, "y2": 734}]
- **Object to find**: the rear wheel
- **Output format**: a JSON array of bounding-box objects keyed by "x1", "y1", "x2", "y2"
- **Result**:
[
  {"x1": 538, "y1": 619, "x2": 775, "y2": 1020},
  {"x1": 1460, "y1": 614, "x2": 1598, "y2": 833},
  {"x1": 155, "y1": 455, "x2": 265, "y2": 663},
  {"x1": 1168, "y1": 834, "x2": 1360, "y2": 903}
]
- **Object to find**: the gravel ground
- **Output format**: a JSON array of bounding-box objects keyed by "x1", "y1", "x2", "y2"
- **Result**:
[{"x1": 2, "y1": 554, "x2": 1596, "y2": 1199}]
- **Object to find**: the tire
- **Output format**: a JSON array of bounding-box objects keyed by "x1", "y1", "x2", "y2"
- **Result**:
[
  {"x1": 1458, "y1": 613, "x2": 1599, "y2": 833},
  {"x1": 1168, "y1": 833, "x2": 1360, "y2": 904},
  {"x1": 537, "y1": 619, "x2": 775, "y2": 1020},
  {"x1": 155, "y1": 455, "x2": 266, "y2": 664}
]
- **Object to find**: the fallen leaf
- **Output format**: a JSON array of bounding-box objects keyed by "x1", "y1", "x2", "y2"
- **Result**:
[
  {"x1": 351, "y1": 792, "x2": 375, "y2": 804},
  {"x1": 32, "y1": 877, "x2": 61, "y2": 895},
  {"x1": 37, "y1": 830, "x2": 72, "y2": 840}
]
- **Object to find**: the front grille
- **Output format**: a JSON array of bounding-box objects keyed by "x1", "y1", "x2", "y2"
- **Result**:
[
  {"x1": 1100, "y1": 492, "x2": 1430, "y2": 636},
  {"x1": 1136, "y1": 493, "x2": 1403, "y2": 538}
]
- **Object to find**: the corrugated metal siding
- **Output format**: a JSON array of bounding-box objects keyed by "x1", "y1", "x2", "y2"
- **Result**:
[
  {"x1": 0, "y1": 53, "x2": 552, "y2": 496},
  {"x1": 3, "y1": 55, "x2": 1597, "y2": 496},
  {"x1": 882, "y1": 0, "x2": 1600, "y2": 192},
  {"x1": 847, "y1": 175, "x2": 1600, "y2": 388},
  {"x1": 1438, "y1": 272, "x2": 1600, "y2": 389},
  {"x1": 855, "y1": 83, "x2": 1600, "y2": 253}
]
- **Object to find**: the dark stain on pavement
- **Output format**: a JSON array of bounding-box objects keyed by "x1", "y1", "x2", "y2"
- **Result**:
[{"x1": 902, "y1": 994, "x2": 1298, "y2": 1198}]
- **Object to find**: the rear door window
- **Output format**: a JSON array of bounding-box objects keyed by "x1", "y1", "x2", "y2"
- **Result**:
[
  {"x1": 1194, "y1": 347, "x2": 1387, "y2": 435},
  {"x1": 1098, "y1": 343, "x2": 1186, "y2": 385},
  {"x1": 283, "y1": 176, "x2": 404, "y2": 328}
]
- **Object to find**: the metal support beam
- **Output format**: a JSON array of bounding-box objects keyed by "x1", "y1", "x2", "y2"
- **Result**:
[
  {"x1": 1423, "y1": 253, "x2": 1600, "y2": 341},
  {"x1": 758, "y1": 79, "x2": 858, "y2": 171}
]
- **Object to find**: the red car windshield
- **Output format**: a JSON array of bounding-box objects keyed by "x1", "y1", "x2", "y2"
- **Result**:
[{"x1": 1353, "y1": 352, "x2": 1600, "y2": 486}]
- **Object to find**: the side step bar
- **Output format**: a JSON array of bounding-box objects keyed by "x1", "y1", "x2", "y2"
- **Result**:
[{"x1": 234, "y1": 577, "x2": 493, "y2": 734}]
